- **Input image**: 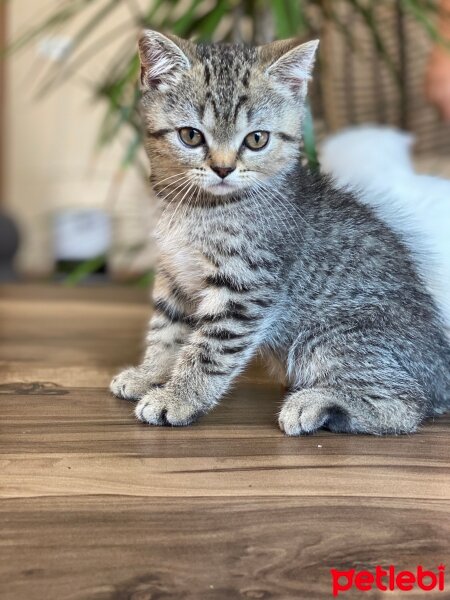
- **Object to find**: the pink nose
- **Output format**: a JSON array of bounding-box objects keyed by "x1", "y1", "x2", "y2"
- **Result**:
[{"x1": 211, "y1": 165, "x2": 235, "y2": 179}]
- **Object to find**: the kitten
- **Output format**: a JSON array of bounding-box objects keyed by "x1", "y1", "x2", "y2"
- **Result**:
[
  {"x1": 110, "y1": 31, "x2": 450, "y2": 435},
  {"x1": 320, "y1": 125, "x2": 450, "y2": 327}
]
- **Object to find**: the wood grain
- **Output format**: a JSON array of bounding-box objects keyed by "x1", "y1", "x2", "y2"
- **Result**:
[{"x1": 1, "y1": 284, "x2": 449, "y2": 600}]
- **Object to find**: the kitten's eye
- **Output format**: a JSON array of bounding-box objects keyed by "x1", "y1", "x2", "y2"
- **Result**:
[
  {"x1": 243, "y1": 131, "x2": 270, "y2": 150},
  {"x1": 178, "y1": 127, "x2": 205, "y2": 148}
]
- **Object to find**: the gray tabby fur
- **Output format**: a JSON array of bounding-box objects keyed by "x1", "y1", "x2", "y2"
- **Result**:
[{"x1": 110, "y1": 30, "x2": 450, "y2": 435}]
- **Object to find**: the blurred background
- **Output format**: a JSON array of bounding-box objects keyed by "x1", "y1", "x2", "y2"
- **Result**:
[{"x1": 1, "y1": 0, "x2": 449, "y2": 285}]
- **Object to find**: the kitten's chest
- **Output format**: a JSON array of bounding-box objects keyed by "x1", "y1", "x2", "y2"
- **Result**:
[{"x1": 157, "y1": 227, "x2": 213, "y2": 296}]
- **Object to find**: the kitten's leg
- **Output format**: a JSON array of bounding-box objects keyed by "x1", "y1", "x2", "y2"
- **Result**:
[
  {"x1": 134, "y1": 288, "x2": 268, "y2": 425},
  {"x1": 110, "y1": 271, "x2": 192, "y2": 400},
  {"x1": 279, "y1": 385, "x2": 426, "y2": 436},
  {"x1": 279, "y1": 326, "x2": 430, "y2": 435},
  {"x1": 279, "y1": 324, "x2": 434, "y2": 435}
]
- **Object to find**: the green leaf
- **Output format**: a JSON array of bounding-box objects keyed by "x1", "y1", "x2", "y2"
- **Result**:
[
  {"x1": 272, "y1": 0, "x2": 294, "y2": 38},
  {"x1": 303, "y1": 102, "x2": 319, "y2": 170},
  {"x1": 196, "y1": 0, "x2": 229, "y2": 40},
  {"x1": 63, "y1": 256, "x2": 106, "y2": 286},
  {"x1": 286, "y1": 0, "x2": 308, "y2": 34},
  {"x1": 171, "y1": 0, "x2": 205, "y2": 36},
  {"x1": 121, "y1": 129, "x2": 142, "y2": 169},
  {"x1": 135, "y1": 270, "x2": 155, "y2": 288},
  {"x1": 401, "y1": 0, "x2": 450, "y2": 50}
]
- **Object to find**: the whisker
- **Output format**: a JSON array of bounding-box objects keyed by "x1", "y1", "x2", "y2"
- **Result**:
[
  {"x1": 152, "y1": 171, "x2": 186, "y2": 188},
  {"x1": 160, "y1": 179, "x2": 193, "y2": 223},
  {"x1": 154, "y1": 175, "x2": 190, "y2": 199},
  {"x1": 258, "y1": 180, "x2": 319, "y2": 233},
  {"x1": 166, "y1": 182, "x2": 195, "y2": 230},
  {"x1": 245, "y1": 176, "x2": 290, "y2": 237}
]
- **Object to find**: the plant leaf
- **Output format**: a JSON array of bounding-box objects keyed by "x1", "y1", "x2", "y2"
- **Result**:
[
  {"x1": 63, "y1": 255, "x2": 106, "y2": 286},
  {"x1": 303, "y1": 101, "x2": 319, "y2": 170}
]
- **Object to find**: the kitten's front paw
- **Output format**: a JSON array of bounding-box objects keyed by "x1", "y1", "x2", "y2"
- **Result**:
[
  {"x1": 135, "y1": 387, "x2": 200, "y2": 426},
  {"x1": 110, "y1": 367, "x2": 151, "y2": 401},
  {"x1": 278, "y1": 390, "x2": 334, "y2": 436}
]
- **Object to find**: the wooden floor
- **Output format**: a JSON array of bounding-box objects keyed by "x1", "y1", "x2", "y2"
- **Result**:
[{"x1": 1, "y1": 284, "x2": 449, "y2": 600}]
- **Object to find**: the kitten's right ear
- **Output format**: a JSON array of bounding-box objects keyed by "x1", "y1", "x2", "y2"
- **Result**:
[
  {"x1": 138, "y1": 30, "x2": 192, "y2": 91},
  {"x1": 260, "y1": 38, "x2": 319, "y2": 97}
]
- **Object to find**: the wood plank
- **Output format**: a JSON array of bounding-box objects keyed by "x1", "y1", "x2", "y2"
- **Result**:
[
  {"x1": 0, "y1": 283, "x2": 150, "y2": 304},
  {"x1": 1, "y1": 386, "x2": 448, "y2": 500},
  {"x1": 1, "y1": 496, "x2": 448, "y2": 600},
  {"x1": 0, "y1": 285, "x2": 272, "y2": 386},
  {"x1": 0, "y1": 284, "x2": 449, "y2": 599}
]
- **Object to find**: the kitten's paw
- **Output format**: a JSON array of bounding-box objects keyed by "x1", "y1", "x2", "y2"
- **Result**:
[
  {"x1": 110, "y1": 367, "x2": 150, "y2": 401},
  {"x1": 278, "y1": 389, "x2": 339, "y2": 436},
  {"x1": 279, "y1": 387, "x2": 423, "y2": 436},
  {"x1": 135, "y1": 387, "x2": 200, "y2": 426}
]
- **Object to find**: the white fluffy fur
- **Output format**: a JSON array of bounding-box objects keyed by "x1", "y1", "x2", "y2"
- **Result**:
[{"x1": 320, "y1": 125, "x2": 450, "y2": 327}]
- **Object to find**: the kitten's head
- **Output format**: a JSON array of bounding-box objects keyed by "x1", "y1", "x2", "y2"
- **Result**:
[{"x1": 138, "y1": 30, "x2": 318, "y2": 201}]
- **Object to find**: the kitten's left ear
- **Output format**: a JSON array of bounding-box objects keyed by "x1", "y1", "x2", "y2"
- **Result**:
[
  {"x1": 261, "y1": 39, "x2": 319, "y2": 95},
  {"x1": 138, "y1": 29, "x2": 194, "y2": 91}
]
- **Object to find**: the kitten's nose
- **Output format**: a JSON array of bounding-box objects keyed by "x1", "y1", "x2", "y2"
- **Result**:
[{"x1": 211, "y1": 165, "x2": 235, "y2": 179}]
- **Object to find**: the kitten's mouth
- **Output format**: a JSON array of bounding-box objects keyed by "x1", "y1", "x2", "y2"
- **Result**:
[{"x1": 208, "y1": 181, "x2": 237, "y2": 196}]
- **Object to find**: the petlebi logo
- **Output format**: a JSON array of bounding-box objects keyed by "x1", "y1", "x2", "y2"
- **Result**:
[{"x1": 330, "y1": 565, "x2": 446, "y2": 596}]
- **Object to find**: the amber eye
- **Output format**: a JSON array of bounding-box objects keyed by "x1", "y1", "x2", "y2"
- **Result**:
[
  {"x1": 178, "y1": 127, "x2": 205, "y2": 147},
  {"x1": 243, "y1": 131, "x2": 270, "y2": 150}
]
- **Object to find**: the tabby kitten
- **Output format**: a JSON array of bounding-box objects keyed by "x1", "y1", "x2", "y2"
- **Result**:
[{"x1": 110, "y1": 30, "x2": 450, "y2": 435}]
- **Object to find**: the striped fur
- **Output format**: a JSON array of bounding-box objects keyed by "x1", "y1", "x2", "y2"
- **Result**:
[{"x1": 110, "y1": 31, "x2": 450, "y2": 435}]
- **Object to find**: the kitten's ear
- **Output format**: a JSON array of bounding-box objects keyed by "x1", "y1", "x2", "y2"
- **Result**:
[
  {"x1": 138, "y1": 30, "x2": 193, "y2": 90},
  {"x1": 261, "y1": 39, "x2": 319, "y2": 95}
]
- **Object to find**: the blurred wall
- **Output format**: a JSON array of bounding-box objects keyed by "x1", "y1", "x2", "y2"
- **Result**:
[{"x1": 5, "y1": 0, "x2": 157, "y2": 277}]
